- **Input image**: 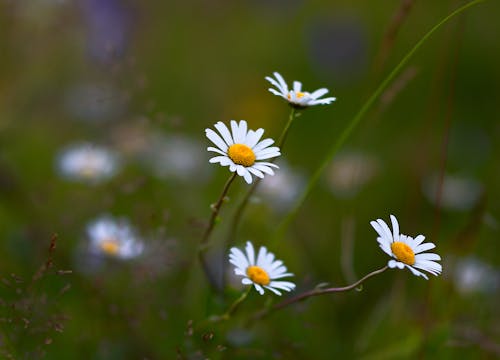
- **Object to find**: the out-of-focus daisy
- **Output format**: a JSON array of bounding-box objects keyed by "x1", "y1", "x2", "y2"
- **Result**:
[
  {"x1": 87, "y1": 215, "x2": 144, "y2": 259},
  {"x1": 206, "y1": 120, "x2": 280, "y2": 184},
  {"x1": 141, "y1": 133, "x2": 209, "y2": 182},
  {"x1": 326, "y1": 151, "x2": 378, "y2": 198},
  {"x1": 370, "y1": 215, "x2": 442, "y2": 280},
  {"x1": 452, "y1": 257, "x2": 499, "y2": 295},
  {"x1": 422, "y1": 173, "x2": 483, "y2": 211},
  {"x1": 229, "y1": 241, "x2": 295, "y2": 295},
  {"x1": 57, "y1": 143, "x2": 120, "y2": 184},
  {"x1": 265, "y1": 72, "x2": 336, "y2": 108},
  {"x1": 258, "y1": 161, "x2": 304, "y2": 211}
]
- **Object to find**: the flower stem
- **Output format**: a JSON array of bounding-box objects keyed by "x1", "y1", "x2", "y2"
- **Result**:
[
  {"x1": 272, "y1": 0, "x2": 488, "y2": 242},
  {"x1": 221, "y1": 287, "x2": 252, "y2": 320},
  {"x1": 251, "y1": 265, "x2": 388, "y2": 321},
  {"x1": 221, "y1": 108, "x2": 298, "y2": 288},
  {"x1": 201, "y1": 287, "x2": 252, "y2": 326},
  {"x1": 277, "y1": 107, "x2": 296, "y2": 149},
  {"x1": 199, "y1": 172, "x2": 237, "y2": 291}
]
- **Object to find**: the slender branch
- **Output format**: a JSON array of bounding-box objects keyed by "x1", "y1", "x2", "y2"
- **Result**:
[
  {"x1": 273, "y1": 0, "x2": 488, "y2": 242},
  {"x1": 373, "y1": 0, "x2": 416, "y2": 74},
  {"x1": 221, "y1": 107, "x2": 298, "y2": 288},
  {"x1": 199, "y1": 172, "x2": 237, "y2": 290},
  {"x1": 220, "y1": 287, "x2": 252, "y2": 320},
  {"x1": 197, "y1": 287, "x2": 252, "y2": 328},
  {"x1": 252, "y1": 266, "x2": 388, "y2": 321},
  {"x1": 277, "y1": 107, "x2": 296, "y2": 148}
]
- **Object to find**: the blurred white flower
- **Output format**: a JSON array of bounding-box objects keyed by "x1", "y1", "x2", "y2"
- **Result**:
[
  {"x1": 326, "y1": 151, "x2": 378, "y2": 198},
  {"x1": 266, "y1": 72, "x2": 336, "y2": 108},
  {"x1": 229, "y1": 241, "x2": 295, "y2": 295},
  {"x1": 57, "y1": 143, "x2": 120, "y2": 184},
  {"x1": 370, "y1": 215, "x2": 442, "y2": 280},
  {"x1": 87, "y1": 215, "x2": 144, "y2": 259},
  {"x1": 422, "y1": 174, "x2": 483, "y2": 211},
  {"x1": 206, "y1": 120, "x2": 280, "y2": 184},
  {"x1": 452, "y1": 257, "x2": 499, "y2": 295},
  {"x1": 142, "y1": 133, "x2": 209, "y2": 181},
  {"x1": 258, "y1": 161, "x2": 304, "y2": 211}
]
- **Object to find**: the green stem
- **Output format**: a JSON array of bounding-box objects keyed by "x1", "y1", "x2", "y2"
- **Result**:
[
  {"x1": 221, "y1": 107, "x2": 298, "y2": 288},
  {"x1": 252, "y1": 266, "x2": 388, "y2": 321},
  {"x1": 277, "y1": 107, "x2": 296, "y2": 148},
  {"x1": 199, "y1": 172, "x2": 237, "y2": 291},
  {"x1": 273, "y1": 0, "x2": 488, "y2": 242},
  {"x1": 205, "y1": 287, "x2": 252, "y2": 325},
  {"x1": 222, "y1": 287, "x2": 252, "y2": 320}
]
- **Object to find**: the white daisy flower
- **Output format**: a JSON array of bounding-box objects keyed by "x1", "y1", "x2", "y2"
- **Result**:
[
  {"x1": 87, "y1": 215, "x2": 144, "y2": 259},
  {"x1": 370, "y1": 215, "x2": 442, "y2": 280},
  {"x1": 265, "y1": 71, "x2": 336, "y2": 108},
  {"x1": 57, "y1": 143, "x2": 120, "y2": 184},
  {"x1": 229, "y1": 241, "x2": 296, "y2": 295},
  {"x1": 206, "y1": 120, "x2": 281, "y2": 184}
]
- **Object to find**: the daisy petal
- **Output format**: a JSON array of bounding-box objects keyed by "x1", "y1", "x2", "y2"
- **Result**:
[
  {"x1": 390, "y1": 214, "x2": 400, "y2": 243},
  {"x1": 245, "y1": 241, "x2": 255, "y2": 265},
  {"x1": 273, "y1": 72, "x2": 289, "y2": 93},
  {"x1": 414, "y1": 242, "x2": 436, "y2": 254},
  {"x1": 206, "y1": 129, "x2": 228, "y2": 152},
  {"x1": 214, "y1": 121, "x2": 234, "y2": 146},
  {"x1": 309, "y1": 88, "x2": 328, "y2": 99}
]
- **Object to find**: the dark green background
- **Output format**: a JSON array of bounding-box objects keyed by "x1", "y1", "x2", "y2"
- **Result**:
[{"x1": 0, "y1": 0, "x2": 498, "y2": 358}]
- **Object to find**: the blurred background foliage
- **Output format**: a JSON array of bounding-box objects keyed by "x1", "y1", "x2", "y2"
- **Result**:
[{"x1": 0, "y1": 0, "x2": 499, "y2": 358}]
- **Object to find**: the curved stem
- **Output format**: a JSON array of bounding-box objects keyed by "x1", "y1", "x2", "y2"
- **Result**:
[
  {"x1": 221, "y1": 287, "x2": 252, "y2": 320},
  {"x1": 198, "y1": 287, "x2": 252, "y2": 327},
  {"x1": 273, "y1": 0, "x2": 488, "y2": 242},
  {"x1": 252, "y1": 266, "x2": 388, "y2": 321},
  {"x1": 199, "y1": 172, "x2": 237, "y2": 291},
  {"x1": 221, "y1": 108, "x2": 298, "y2": 287}
]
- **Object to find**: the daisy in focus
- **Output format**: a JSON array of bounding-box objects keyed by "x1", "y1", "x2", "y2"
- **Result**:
[
  {"x1": 87, "y1": 215, "x2": 144, "y2": 259},
  {"x1": 229, "y1": 241, "x2": 295, "y2": 295},
  {"x1": 57, "y1": 143, "x2": 120, "y2": 184},
  {"x1": 266, "y1": 72, "x2": 336, "y2": 108},
  {"x1": 206, "y1": 120, "x2": 280, "y2": 184},
  {"x1": 370, "y1": 215, "x2": 442, "y2": 280}
]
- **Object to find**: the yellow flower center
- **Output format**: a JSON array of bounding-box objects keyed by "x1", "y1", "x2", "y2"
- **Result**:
[
  {"x1": 227, "y1": 144, "x2": 256, "y2": 167},
  {"x1": 100, "y1": 239, "x2": 120, "y2": 255},
  {"x1": 390, "y1": 241, "x2": 415, "y2": 265},
  {"x1": 287, "y1": 91, "x2": 306, "y2": 100},
  {"x1": 246, "y1": 265, "x2": 270, "y2": 286}
]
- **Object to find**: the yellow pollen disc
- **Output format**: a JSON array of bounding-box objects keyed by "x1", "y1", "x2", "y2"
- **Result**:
[
  {"x1": 100, "y1": 239, "x2": 120, "y2": 255},
  {"x1": 390, "y1": 241, "x2": 415, "y2": 265},
  {"x1": 227, "y1": 143, "x2": 256, "y2": 167},
  {"x1": 287, "y1": 91, "x2": 306, "y2": 100},
  {"x1": 246, "y1": 265, "x2": 270, "y2": 286}
]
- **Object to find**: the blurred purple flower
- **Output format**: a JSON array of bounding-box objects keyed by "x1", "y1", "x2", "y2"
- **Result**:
[
  {"x1": 307, "y1": 16, "x2": 368, "y2": 83},
  {"x1": 80, "y1": 0, "x2": 132, "y2": 64}
]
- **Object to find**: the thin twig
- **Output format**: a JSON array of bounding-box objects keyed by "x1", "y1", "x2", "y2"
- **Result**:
[
  {"x1": 374, "y1": 0, "x2": 416, "y2": 74},
  {"x1": 252, "y1": 266, "x2": 388, "y2": 321}
]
